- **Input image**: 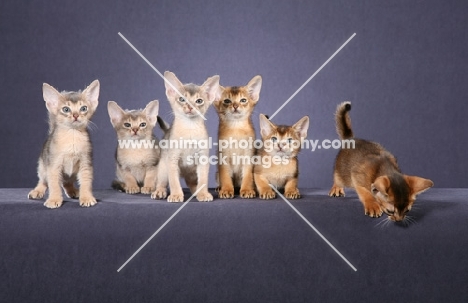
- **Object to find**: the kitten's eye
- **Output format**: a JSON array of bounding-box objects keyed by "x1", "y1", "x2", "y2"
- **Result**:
[
  {"x1": 271, "y1": 137, "x2": 277, "y2": 142},
  {"x1": 179, "y1": 97, "x2": 186, "y2": 102},
  {"x1": 223, "y1": 99, "x2": 231, "y2": 104},
  {"x1": 195, "y1": 99, "x2": 204, "y2": 105},
  {"x1": 386, "y1": 209, "x2": 394, "y2": 214},
  {"x1": 62, "y1": 106, "x2": 71, "y2": 113},
  {"x1": 124, "y1": 123, "x2": 131, "y2": 128},
  {"x1": 404, "y1": 209, "x2": 410, "y2": 214},
  {"x1": 140, "y1": 122, "x2": 146, "y2": 127},
  {"x1": 80, "y1": 106, "x2": 88, "y2": 112},
  {"x1": 240, "y1": 98, "x2": 247, "y2": 103}
]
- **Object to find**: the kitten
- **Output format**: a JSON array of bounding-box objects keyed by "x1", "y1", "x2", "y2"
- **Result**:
[
  {"x1": 108, "y1": 100, "x2": 166, "y2": 194},
  {"x1": 28, "y1": 80, "x2": 100, "y2": 208},
  {"x1": 213, "y1": 75, "x2": 262, "y2": 199},
  {"x1": 254, "y1": 114, "x2": 309, "y2": 199},
  {"x1": 329, "y1": 101, "x2": 434, "y2": 222},
  {"x1": 151, "y1": 71, "x2": 220, "y2": 202}
]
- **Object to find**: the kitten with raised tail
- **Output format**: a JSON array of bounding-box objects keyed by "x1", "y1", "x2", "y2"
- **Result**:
[
  {"x1": 151, "y1": 71, "x2": 220, "y2": 202},
  {"x1": 108, "y1": 100, "x2": 166, "y2": 194},
  {"x1": 254, "y1": 114, "x2": 309, "y2": 199},
  {"x1": 213, "y1": 75, "x2": 262, "y2": 199},
  {"x1": 28, "y1": 80, "x2": 100, "y2": 208},
  {"x1": 329, "y1": 101, "x2": 434, "y2": 222}
]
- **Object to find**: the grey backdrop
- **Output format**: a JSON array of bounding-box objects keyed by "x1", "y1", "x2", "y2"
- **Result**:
[{"x1": 1, "y1": 0, "x2": 467, "y2": 190}]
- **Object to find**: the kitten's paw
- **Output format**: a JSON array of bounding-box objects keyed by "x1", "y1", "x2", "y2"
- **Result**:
[
  {"x1": 125, "y1": 187, "x2": 140, "y2": 194},
  {"x1": 285, "y1": 189, "x2": 301, "y2": 199},
  {"x1": 197, "y1": 192, "x2": 213, "y2": 202},
  {"x1": 240, "y1": 189, "x2": 256, "y2": 199},
  {"x1": 79, "y1": 196, "x2": 97, "y2": 207},
  {"x1": 167, "y1": 193, "x2": 185, "y2": 203},
  {"x1": 218, "y1": 189, "x2": 234, "y2": 199},
  {"x1": 259, "y1": 189, "x2": 276, "y2": 200},
  {"x1": 141, "y1": 187, "x2": 155, "y2": 195},
  {"x1": 28, "y1": 190, "x2": 45, "y2": 200},
  {"x1": 44, "y1": 197, "x2": 63, "y2": 209},
  {"x1": 329, "y1": 186, "x2": 345, "y2": 197},
  {"x1": 65, "y1": 188, "x2": 79, "y2": 199},
  {"x1": 364, "y1": 202, "x2": 383, "y2": 218},
  {"x1": 214, "y1": 187, "x2": 220, "y2": 192},
  {"x1": 151, "y1": 188, "x2": 167, "y2": 200}
]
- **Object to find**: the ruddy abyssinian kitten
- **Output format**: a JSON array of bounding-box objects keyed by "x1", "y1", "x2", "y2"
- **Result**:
[
  {"x1": 151, "y1": 71, "x2": 220, "y2": 202},
  {"x1": 28, "y1": 80, "x2": 100, "y2": 208},
  {"x1": 108, "y1": 100, "x2": 168, "y2": 194},
  {"x1": 254, "y1": 114, "x2": 309, "y2": 199},
  {"x1": 213, "y1": 75, "x2": 262, "y2": 199},
  {"x1": 329, "y1": 101, "x2": 434, "y2": 222}
]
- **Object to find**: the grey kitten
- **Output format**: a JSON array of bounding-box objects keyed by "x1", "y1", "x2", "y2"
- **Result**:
[{"x1": 28, "y1": 80, "x2": 100, "y2": 208}]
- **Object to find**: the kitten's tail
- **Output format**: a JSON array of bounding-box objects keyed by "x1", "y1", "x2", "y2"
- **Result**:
[
  {"x1": 157, "y1": 116, "x2": 170, "y2": 134},
  {"x1": 111, "y1": 180, "x2": 125, "y2": 192},
  {"x1": 335, "y1": 101, "x2": 353, "y2": 139}
]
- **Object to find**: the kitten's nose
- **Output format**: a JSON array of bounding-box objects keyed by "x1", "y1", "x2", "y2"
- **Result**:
[
  {"x1": 233, "y1": 104, "x2": 239, "y2": 109},
  {"x1": 73, "y1": 114, "x2": 79, "y2": 120},
  {"x1": 132, "y1": 128, "x2": 138, "y2": 134}
]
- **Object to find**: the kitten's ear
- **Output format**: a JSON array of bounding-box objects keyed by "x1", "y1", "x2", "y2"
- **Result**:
[
  {"x1": 202, "y1": 75, "x2": 221, "y2": 104},
  {"x1": 371, "y1": 176, "x2": 390, "y2": 196},
  {"x1": 107, "y1": 101, "x2": 125, "y2": 127},
  {"x1": 213, "y1": 85, "x2": 225, "y2": 107},
  {"x1": 259, "y1": 114, "x2": 276, "y2": 138},
  {"x1": 143, "y1": 100, "x2": 159, "y2": 127},
  {"x1": 164, "y1": 71, "x2": 184, "y2": 101},
  {"x1": 43, "y1": 83, "x2": 63, "y2": 113},
  {"x1": 246, "y1": 75, "x2": 262, "y2": 103},
  {"x1": 292, "y1": 116, "x2": 309, "y2": 139},
  {"x1": 404, "y1": 175, "x2": 434, "y2": 196},
  {"x1": 82, "y1": 80, "x2": 100, "y2": 111}
]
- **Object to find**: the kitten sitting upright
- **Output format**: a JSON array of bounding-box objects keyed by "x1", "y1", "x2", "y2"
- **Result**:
[
  {"x1": 108, "y1": 100, "x2": 166, "y2": 194},
  {"x1": 213, "y1": 75, "x2": 262, "y2": 199},
  {"x1": 254, "y1": 114, "x2": 309, "y2": 199},
  {"x1": 28, "y1": 80, "x2": 100, "y2": 208},
  {"x1": 151, "y1": 71, "x2": 220, "y2": 202},
  {"x1": 329, "y1": 101, "x2": 434, "y2": 222}
]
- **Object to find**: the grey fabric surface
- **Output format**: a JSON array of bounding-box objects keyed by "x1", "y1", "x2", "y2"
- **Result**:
[{"x1": 1, "y1": 188, "x2": 467, "y2": 302}]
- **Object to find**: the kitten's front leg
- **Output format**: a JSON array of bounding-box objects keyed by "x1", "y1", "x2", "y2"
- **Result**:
[
  {"x1": 151, "y1": 160, "x2": 168, "y2": 200},
  {"x1": 284, "y1": 177, "x2": 301, "y2": 199},
  {"x1": 239, "y1": 164, "x2": 256, "y2": 199},
  {"x1": 218, "y1": 163, "x2": 234, "y2": 199},
  {"x1": 167, "y1": 157, "x2": 184, "y2": 202},
  {"x1": 141, "y1": 166, "x2": 157, "y2": 194},
  {"x1": 195, "y1": 154, "x2": 213, "y2": 202},
  {"x1": 44, "y1": 165, "x2": 64, "y2": 209},
  {"x1": 118, "y1": 168, "x2": 140, "y2": 194},
  {"x1": 77, "y1": 163, "x2": 97, "y2": 207},
  {"x1": 254, "y1": 172, "x2": 276, "y2": 200},
  {"x1": 355, "y1": 185, "x2": 383, "y2": 218}
]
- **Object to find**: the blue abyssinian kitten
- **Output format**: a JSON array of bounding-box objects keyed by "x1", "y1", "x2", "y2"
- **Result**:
[
  {"x1": 253, "y1": 114, "x2": 309, "y2": 199},
  {"x1": 28, "y1": 80, "x2": 100, "y2": 208},
  {"x1": 151, "y1": 71, "x2": 221, "y2": 202},
  {"x1": 329, "y1": 101, "x2": 434, "y2": 222},
  {"x1": 213, "y1": 75, "x2": 262, "y2": 199},
  {"x1": 108, "y1": 100, "x2": 169, "y2": 194}
]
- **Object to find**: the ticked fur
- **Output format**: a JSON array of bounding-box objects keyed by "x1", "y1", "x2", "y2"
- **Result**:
[
  {"x1": 28, "y1": 80, "x2": 100, "y2": 208},
  {"x1": 253, "y1": 114, "x2": 309, "y2": 199},
  {"x1": 151, "y1": 71, "x2": 220, "y2": 202},
  {"x1": 108, "y1": 100, "x2": 162, "y2": 194},
  {"x1": 213, "y1": 75, "x2": 262, "y2": 199},
  {"x1": 329, "y1": 102, "x2": 434, "y2": 222}
]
